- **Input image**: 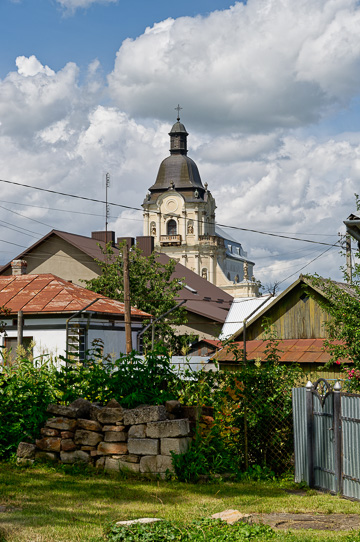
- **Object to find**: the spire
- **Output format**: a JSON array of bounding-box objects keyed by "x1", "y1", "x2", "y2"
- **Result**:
[{"x1": 169, "y1": 104, "x2": 188, "y2": 155}]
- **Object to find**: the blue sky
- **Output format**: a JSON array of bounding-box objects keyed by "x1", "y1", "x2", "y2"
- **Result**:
[
  {"x1": 0, "y1": 0, "x2": 235, "y2": 75},
  {"x1": 1, "y1": 0, "x2": 360, "y2": 289}
]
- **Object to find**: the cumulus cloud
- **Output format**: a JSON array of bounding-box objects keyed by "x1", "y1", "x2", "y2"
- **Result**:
[
  {"x1": 1, "y1": 1, "x2": 360, "y2": 291},
  {"x1": 108, "y1": 0, "x2": 360, "y2": 133}
]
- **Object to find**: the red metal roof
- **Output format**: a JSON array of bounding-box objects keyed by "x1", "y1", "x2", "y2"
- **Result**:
[
  {"x1": 214, "y1": 339, "x2": 351, "y2": 364},
  {"x1": 0, "y1": 274, "x2": 151, "y2": 318}
]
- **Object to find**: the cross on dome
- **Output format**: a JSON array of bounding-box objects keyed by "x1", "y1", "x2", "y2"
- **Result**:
[{"x1": 175, "y1": 104, "x2": 182, "y2": 121}]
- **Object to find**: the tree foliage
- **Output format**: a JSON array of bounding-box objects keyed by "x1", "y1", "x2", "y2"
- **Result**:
[
  {"x1": 83, "y1": 243, "x2": 188, "y2": 351},
  {"x1": 305, "y1": 196, "x2": 360, "y2": 367}
]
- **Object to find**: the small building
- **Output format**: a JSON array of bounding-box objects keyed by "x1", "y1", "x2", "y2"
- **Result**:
[
  {"x1": 0, "y1": 268, "x2": 150, "y2": 362},
  {"x1": 213, "y1": 275, "x2": 351, "y2": 379}
]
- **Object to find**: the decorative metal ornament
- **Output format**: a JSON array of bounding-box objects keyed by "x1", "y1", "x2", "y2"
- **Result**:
[{"x1": 312, "y1": 377, "x2": 332, "y2": 407}]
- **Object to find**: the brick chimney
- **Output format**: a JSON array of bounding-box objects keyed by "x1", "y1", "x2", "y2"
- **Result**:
[
  {"x1": 91, "y1": 231, "x2": 115, "y2": 245},
  {"x1": 11, "y1": 260, "x2": 27, "y2": 276}
]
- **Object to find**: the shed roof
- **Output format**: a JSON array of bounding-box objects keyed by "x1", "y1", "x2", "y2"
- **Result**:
[
  {"x1": 220, "y1": 295, "x2": 274, "y2": 339},
  {"x1": 213, "y1": 338, "x2": 351, "y2": 364},
  {"x1": 0, "y1": 274, "x2": 150, "y2": 318}
]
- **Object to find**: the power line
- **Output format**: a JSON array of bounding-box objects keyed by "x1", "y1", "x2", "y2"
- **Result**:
[
  {"x1": 277, "y1": 243, "x2": 338, "y2": 287},
  {"x1": 0, "y1": 178, "x2": 341, "y2": 248}
]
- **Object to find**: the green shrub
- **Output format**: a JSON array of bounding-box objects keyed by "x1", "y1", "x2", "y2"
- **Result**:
[
  {"x1": 105, "y1": 519, "x2": 275, "y2": 542},
  {"x1": 0, "y1": 356, "x2": 57, "y2": 457}
]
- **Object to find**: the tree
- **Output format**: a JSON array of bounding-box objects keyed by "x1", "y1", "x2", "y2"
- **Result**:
[
  {"x1": 305, "y1": 196, "x2": 360, "y2": 367},
  {"x1": 304, "y1": 274, "x2": 360, "y2": 367},
  {"x1": 83, "y1": 243, "x2": 188, "y2": 352}
]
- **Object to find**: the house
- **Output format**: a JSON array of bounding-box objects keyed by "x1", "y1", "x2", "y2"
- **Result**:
[
  {"x1": 213, "y1": 274, "x2": 352, "y2": 378},
  {"x1": 0, "y1": 266, "x2": 150, "y2": 362},
  {"x1": 0, "y1": 229, "x2": 233, "y2": 341}
]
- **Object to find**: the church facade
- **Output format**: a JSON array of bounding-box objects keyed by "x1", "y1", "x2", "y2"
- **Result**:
[{"x1": 142, "y1": 115, "x2": 259, "y2": 298}]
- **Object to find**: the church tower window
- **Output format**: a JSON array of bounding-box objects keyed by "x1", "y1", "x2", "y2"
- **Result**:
[{"x1": 167, "y1": 219, "x2": 177, "y2": 235}]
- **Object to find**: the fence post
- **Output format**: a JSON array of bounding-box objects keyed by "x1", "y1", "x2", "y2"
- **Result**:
[
  {"x1": 333, "y1": 381, "x2": 342, "y2": 494},
  {"x1": 306, "y1": 380, "x2": 314, "y2": 487}
]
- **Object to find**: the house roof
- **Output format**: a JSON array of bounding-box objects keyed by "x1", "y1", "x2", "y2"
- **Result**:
[
  {"x1": 0, "y1": 273, "x2": 150, "y2": 318},
  {"x1": 155, "y1": 253, "x2": 233, "y2": 323},
  {"x1": 0, "y1": 229, "x2": 115, "y2": 273},
  {"x1": 0, "y1": 229, "x2": 233, "y2": 324},
  {"x1": 213, "y1": 338, "x2": 351, "y2": 364},
  {"x1": 220, "y1": 295, "x2": 274, "y2": 339}
]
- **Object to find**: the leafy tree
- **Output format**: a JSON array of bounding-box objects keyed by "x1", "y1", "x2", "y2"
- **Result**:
[
  {"x1": 83, "y1": 243, "x2": 188, "y2": 351},
  {"x1": 305, "y1": 196, "x2": 360, "y2": 367}
]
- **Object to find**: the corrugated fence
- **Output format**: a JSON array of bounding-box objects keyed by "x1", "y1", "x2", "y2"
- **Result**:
[{"x1": 293, "y1": 379, "x2": 360, "y2": 500}]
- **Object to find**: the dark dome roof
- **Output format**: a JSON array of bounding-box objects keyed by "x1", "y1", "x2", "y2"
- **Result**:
[
  {"x1": 169, "y1": 121, "x2": 188, "y2": 135},
  {"x1": 150, "y1": 154, "x2": 204, "y2": 190}
]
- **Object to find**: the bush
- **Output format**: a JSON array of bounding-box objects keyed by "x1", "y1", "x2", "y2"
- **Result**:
[
  {"x1": 0, "y1": 356, "x2": 57, "y2": 457},
  {"x1": 104, "y1": 519, "x2": 275, "y2": 542},
  {"x1": 0, "y1": 344, "x2": 180, "y2": 457}
]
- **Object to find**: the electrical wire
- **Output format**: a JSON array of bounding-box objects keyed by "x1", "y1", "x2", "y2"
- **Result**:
[{"x1": 0, "y1": 178, "x2": 341, "y2": 248}]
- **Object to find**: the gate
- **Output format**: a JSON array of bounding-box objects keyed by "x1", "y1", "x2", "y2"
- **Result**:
[{"x1": 293, "y1": 378, "x2": 360, "y2": 500}]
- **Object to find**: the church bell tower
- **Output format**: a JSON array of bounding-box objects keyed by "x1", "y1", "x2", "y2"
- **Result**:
[{"x1": 142, "y1": 109, "x2": 259, "y2": 297}]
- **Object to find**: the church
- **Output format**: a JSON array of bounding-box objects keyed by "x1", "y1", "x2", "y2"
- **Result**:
[{"x1": 142, "y1": 111, "x2": 259, "y2": 298}]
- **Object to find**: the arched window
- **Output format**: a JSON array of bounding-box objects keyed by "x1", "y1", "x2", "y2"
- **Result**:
[{"x1": 167, "y1": 219, "x2": 177, "y2": 235}]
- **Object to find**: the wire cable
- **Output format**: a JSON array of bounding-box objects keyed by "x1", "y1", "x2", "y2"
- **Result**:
[{"x1": 0, "y1": 178, "x2": 341, "y2": 248}]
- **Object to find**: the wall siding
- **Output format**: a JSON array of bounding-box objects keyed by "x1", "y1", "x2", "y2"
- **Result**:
[{"x1": 246, "y1": 284, "x2": 331, "y2": 340}]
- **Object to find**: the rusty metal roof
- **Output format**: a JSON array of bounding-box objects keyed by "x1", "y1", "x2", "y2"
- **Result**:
[
  {"x1": 0, "y1": 274, "x2": 150, "y2": 318},
  {"x1": 214, "y1": 339, "x2": 351, "y2": 364}
]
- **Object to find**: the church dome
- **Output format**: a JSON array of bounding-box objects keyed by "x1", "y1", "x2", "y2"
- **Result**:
[
  {"x1": 169, "y1": 121, "x2": 188, "y2": 135},
  {"x1": 152, "y1": 154, "x2": 204, "y2": 190}
]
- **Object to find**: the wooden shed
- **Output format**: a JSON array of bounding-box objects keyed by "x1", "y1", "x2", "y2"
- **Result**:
[{"x1": 213, "y1": 275, "x2": 351, "y2": 379}]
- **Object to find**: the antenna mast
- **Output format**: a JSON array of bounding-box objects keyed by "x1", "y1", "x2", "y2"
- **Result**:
[{"x1": 105, "y1": 172, "x2": 110, "y2": 237}]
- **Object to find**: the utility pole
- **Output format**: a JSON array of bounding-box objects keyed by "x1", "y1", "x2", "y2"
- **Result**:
[
  {"x1": 17, "y1": 310, "x2": 23, "y2": 348},
  {"x1": 123, "y1": 243, "x2": 132, "y2": 353},
  {"x1": 105, "y1": 172, "x2": 110, "y2": 238},
  {"x1": 346, "y1": 232, "x2": 352, "y2": 284}
]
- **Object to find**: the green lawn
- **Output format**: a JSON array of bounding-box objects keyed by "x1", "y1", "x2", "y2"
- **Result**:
[{"x1": 0, "y1": 462, "x2": 360, "y2": 541}]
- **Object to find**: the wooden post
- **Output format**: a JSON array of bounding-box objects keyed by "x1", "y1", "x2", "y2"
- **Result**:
[
  {"x1": 123, "y1": 243, "x2": 132, "y2": 354},
  {"x1": 333, "y1": 381, "x2": 342, "y2": 494},
  {"x1": 306, "y1": 381, "x2": 314, "y2": 488},
  {"x1": 17, "y1": 310, "x2": 23, "y2": 349},
  {"x1": 346, "y1": 233, "x2": 352, "y2": 283}
]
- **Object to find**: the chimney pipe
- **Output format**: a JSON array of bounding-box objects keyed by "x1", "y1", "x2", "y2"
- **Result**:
[{"x1": 11, "y1": 260, "x2": 27, "y2": 276}]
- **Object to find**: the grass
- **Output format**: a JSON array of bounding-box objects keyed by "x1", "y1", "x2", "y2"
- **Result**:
[{"x1": 1, "y1": 461, "x2": 360, "y2": 541}]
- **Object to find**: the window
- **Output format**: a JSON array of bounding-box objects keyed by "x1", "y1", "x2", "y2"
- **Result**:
[
  {"x1": 167, "y1": 219, "x2": 177, "y2": 235},
  {"x1": 4, "y1": 336, "x2": 33, "y2": 363}
]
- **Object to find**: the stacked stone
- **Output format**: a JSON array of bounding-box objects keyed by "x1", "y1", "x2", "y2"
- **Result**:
[
  {"x1": 116, "y1": 404, "x2": 191, "y2": 475},
  {"x1": 16, "y1": 399, "x2": 192, "y2": 476}
]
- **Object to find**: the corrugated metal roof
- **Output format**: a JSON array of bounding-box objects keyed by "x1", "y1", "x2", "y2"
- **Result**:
[
  {"x1": 214, "y1": 338, "x2": 351, "y2": 364},
  {"x1": 220, "y1": 295, "x2": 274, "y2": 339},
  {"x1": 0, "y1": 274, "x2": 150, "y2": 318}
]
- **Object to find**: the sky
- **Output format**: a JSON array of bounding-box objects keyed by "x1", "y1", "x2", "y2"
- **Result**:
[{"x1": 1, "y1": 0, "x2": 360, "y2": 292}]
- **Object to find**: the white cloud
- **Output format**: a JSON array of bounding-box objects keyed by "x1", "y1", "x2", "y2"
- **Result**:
[
  {"x1": 0, "y1": 58, "x2": 80, "y2": 136},
  {"x1": 16, "y1": 55, "x2": 55, "y2": 77},
  {"x1": 56, "y1": 0, "x2": 117, "y2": 12},
  {"x1": 108, "y1": 0, "x2": 360, "y2": 133}
]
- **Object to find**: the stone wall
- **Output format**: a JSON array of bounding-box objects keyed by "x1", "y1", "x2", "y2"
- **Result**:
[{"x1": 16, "y1": 398, "x2": 192, "y2": 476}]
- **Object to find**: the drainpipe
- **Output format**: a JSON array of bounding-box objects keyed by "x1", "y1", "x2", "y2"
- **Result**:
[{"x1": 65, "y1": 298, "x2": 100, "y2": 363}]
